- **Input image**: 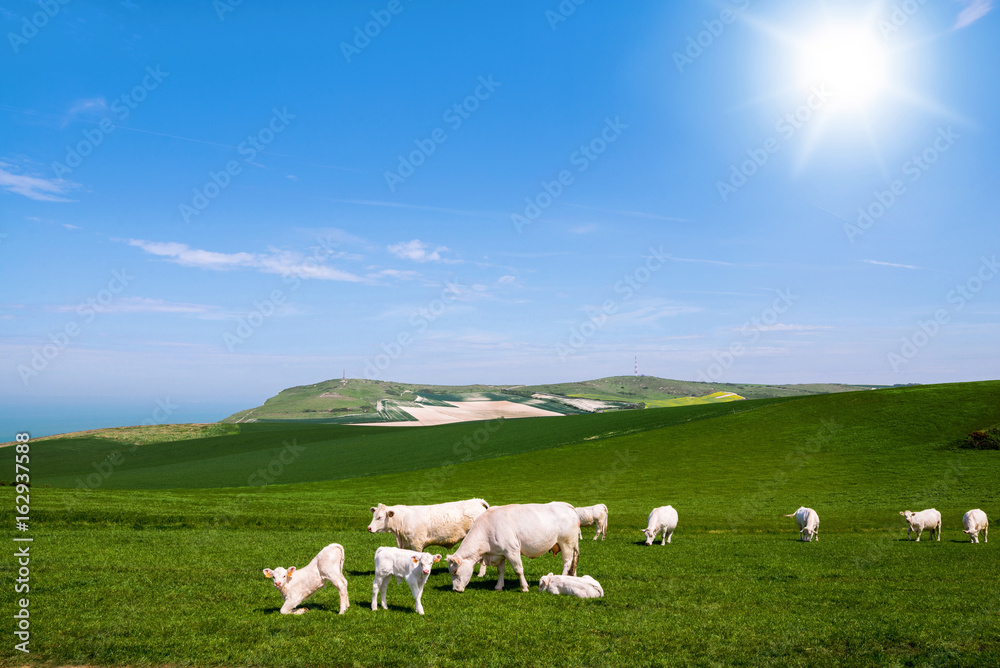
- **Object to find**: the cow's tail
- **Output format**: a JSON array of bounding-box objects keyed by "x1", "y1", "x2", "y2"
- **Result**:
[
  {"x1": 479, "y1": 499, "x2": 490, "y2": 509},
  {"x1": 782, "y1": 513, "x2": 796, "y2": 517}
]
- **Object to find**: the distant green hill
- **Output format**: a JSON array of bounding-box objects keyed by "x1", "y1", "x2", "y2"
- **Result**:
[{"x1": 222, "y1": 375, "x2": 873, "y2": 424}]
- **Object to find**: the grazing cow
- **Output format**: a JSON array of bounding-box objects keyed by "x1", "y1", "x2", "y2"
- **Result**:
[
  {"x1": 642, "y1": 506, "x2": 678, "y2": 546},
  {"x1": 575, "y1": 503, "x2": 609, "y2": 541},
  {"x1": 783, "y1": 507, "x2": 820, "y2": 542},
  {"x1": 262, "y1": 543, "x2": 349, "y2": 615},
  {"x1": 372, "y1": 546, "x2": 440, "y2": 615},
  {"x1": 899, "y1": 508, "x2": 942, "y2": 541},
  {"x1": 962, "y1": 509, "x2": 989, "y2": 544},
  {"x1": 367, "y1": 498, "x2": 489, "y2": 552},
  {"x1": 446, "y1": 502, "x2": 580, "y2": 593},
  {"x1": 539, "y1": 573, "x2": 604, "y2": 599}
]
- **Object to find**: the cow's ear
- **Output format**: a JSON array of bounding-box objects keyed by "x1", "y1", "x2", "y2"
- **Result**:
[
  {"x1": 433, "y1": 554, "x2": 441, "y2": 563},
  {"x1": 286, "y1": 567, "x2": 296, "y2": 578},
  {"x1": 263, "y1": 569, "x2": 273, "y2": 578},
  {"x1": 387, "y1": 510, "x2": 395, "y2": 518},
  {"x1": 454, "y1": 556, "x2": 462, "y2": 565},
  {"x1": 370, "y1": 507, "x2": 376, "y2": 514},
  {"x1": 412, "y1": 556, "x2": 419, "y2": 564}
]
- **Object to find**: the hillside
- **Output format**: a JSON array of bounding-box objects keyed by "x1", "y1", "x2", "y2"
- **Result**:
[
  {"x1": 222, "y1": 375, "x2": 873, "y2": 424},
  {"x1": 8, "y1": 381, "x2": 1000, "y2": 667}
]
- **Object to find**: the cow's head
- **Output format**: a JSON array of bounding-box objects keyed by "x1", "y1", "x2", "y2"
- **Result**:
[
  {"x1": 963, "y1": 528, "x2": 980, "y2": 543},
  {"x1": 446, "y1": 554, "x2": 474, "y2": 592},
  {"x1": 642, "y1": 528, "x2": 655, "y2": 546},
  {"x1": 368, "y1": 504, "x2": 394, "y2": 533},
  {"x1": 262, "y1": 566, "x2": 295, "y2": 593},
  {"x1": 899, "y1": 510, "x2": 914, "y2": 522},
  {"x1": 411, "y1": 552, "x2": 441, "y2": 577},
  {"x1": 538, "y1": 573, "x2": 553, "y2": 592}
]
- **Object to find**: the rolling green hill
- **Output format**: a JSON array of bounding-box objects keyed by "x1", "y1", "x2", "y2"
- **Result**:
[{"x1": 221, "y1": 375, "x2": 873, "y2": 424}]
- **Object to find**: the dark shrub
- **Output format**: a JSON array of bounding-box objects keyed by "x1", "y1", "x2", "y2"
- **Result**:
[{"x1": 964, "y1": 426, "x2": 1000, "y2": 450}]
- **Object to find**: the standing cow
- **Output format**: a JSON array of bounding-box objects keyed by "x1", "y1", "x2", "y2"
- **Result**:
[
  {"x1": 575, "y1": 503, "x2": 609, "y2": 541},
  {"x1": 446, "y1": 502, "x2": 580, "y2": 593},
  {"x1": 642, "y1": 505, "x2": 678, "y2": 545},
  {"x1": 899, "y1": 508, "x2": 942, "y2": 541},
  {"x1": 371, "y1": 546, "x2": 440, "y2": 615},
  {"x1": 962, "y1": 509, "x2": 989, "y2": 544},
  {"x1": 783, "y1": 507, "x2": 820, "y2": 542},
  {"x1": 368, "y1": 498, "x2": 489, "y2": 552}
]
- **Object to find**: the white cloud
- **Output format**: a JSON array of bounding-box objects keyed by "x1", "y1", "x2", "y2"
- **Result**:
[
  {"x1": 49, "y1": 297, "x2": 225, "y2": 317},
  {"x1": 862, "y1": 259, "x2": 923, "y2": 270},
  {"x1": 0, "y1": 161, "x2": 78, "y2": 202},
  {"x1": 954, "y1": 0, "x2": 993, "y2": 28},
  {"x1": 126, "y1": 239, "x2": 366, "y2": 282},
  {"x1": 387, "y1": 239, "x2": 448, "y2": 263}
]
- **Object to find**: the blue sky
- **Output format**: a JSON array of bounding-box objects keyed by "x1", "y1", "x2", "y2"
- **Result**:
[{"x1": 2, "y1": 0, "x2": 998, "y2": 427}]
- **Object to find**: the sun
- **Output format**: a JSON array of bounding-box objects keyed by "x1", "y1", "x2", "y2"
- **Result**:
[{"x1": 795, "y1": 23, "x2": 890, "y2": 112}]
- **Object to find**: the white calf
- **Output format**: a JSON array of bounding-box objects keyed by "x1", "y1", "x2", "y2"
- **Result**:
[
  {"x1": 783, "y1": 507, "x2": 820, "y2": 542},
  {"x1": 962, "y1": 509, "x2": 989, "y2": 544},
  {"x1": 575, "y1": 504, "x2": 609, "y2": 541},
  {"x1": 900, "y1": 509, "x2": 942, "y2": 541},
  {"x1": 642, "y1": 505, "x2": 678, "y2": 545},
  {"x1": 539, "y1": 573, "x2": 604, "y2": 598},
  {"x1": 372, "y1": 546, "x2": 440, "y2": 615},
  {"x1": 263, "y1": 543, "x2": 349, "y2": 615}
]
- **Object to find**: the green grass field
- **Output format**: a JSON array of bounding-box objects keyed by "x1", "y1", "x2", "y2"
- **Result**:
[{"x1": 2, "y1": 382, "x2": 998, "y2": 667}]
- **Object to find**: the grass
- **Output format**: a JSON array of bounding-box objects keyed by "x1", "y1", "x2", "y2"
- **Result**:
[{"x1": 3, "y1": 381, "x2": 999, "y2": 667}]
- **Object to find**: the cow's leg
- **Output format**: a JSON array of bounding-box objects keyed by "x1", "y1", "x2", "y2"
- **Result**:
[
  {"x1": 477, "y1": 561, "x2": 488, "y2": 578},
  {"x1": 916, "y1": 527, "x2": 922, "y2": 542},
  {"x1": 985, "y1": 525, "x2": 988, "y2": 543},
  {"x1": 380, "y1": 576, "x2": 391, "y2": 610},
  {"x1": 408, "y1": 577, "x2": 425, "y2": 615},
  {"x1": 936, "y1": 525, "x2": 941, "y2": 541},
  {"x1": 494, "y1": 558, "x2": 506, "y2": 590},
  {"x1": 371, "y1": 575, "x2": 380, "y2": 611},
  {"x1": 509, "y1": 552, "x2": 529, "y2": 592},
  {"x1": 331, "y1": 573, "x2": 349, "y2": 614}
]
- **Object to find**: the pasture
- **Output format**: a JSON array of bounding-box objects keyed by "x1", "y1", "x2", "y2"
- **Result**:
[{"x1": 3, "y1": 381, "x2": 999, "y2": 667}]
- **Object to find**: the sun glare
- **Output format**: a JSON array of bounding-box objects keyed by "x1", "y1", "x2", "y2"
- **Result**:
[{"x1": 797, "y1": 24, "x2": 889, "y2": 112}]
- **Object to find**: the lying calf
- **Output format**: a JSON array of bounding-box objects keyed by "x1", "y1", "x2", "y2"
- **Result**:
[
  {"x1": 372, "y1": 546, "x2": 440, "y2": 615},
  {"x1": 538, "y1": 573, "x2": 604, "y2": 599},
  {"x1": 263, "y1": 543, "x2": 349, "y2": 615}
]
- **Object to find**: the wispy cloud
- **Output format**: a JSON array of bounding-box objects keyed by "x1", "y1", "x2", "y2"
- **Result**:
[
  {"x1": 388, "y1": 239, "x2": 449, "y2": 263},
  {"x1": 954, "y1": 0, "x2": 993, "y2": 28},
  {"x1": 48, "y1": 296, "x2": 226, "y2": 318},
  {"x1": 126, "y1": 239, "x2": 367, "y2": 282},
  {"x1": 0, "y1": 161, "x2": 78, "y2": 202},
  {"x1": 563, "y1": 203, "x2": 693, "y2": 222},
  {"x1": 326, "y1": 198, "x2": 498, "y2": 219},
  {"x1": 62, "y1": 97, "x2": 108, "y2": 127},
  {"x1": 862, "y1": 259, "x2": 923, "y2": 270}
]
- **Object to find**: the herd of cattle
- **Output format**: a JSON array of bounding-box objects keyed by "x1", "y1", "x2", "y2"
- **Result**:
[{"x1": 262, "y1": 499, "x2": 989, "y2": 616}]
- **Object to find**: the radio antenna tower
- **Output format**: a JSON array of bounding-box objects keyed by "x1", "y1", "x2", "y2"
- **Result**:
[{"x1": 634, "y1": 356, "x2": 638, "y2": 377}]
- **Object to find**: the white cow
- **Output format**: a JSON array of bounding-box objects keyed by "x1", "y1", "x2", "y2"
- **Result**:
[
  {"x1": 539, "y1": 573, "x2": 604, "y2": 599},
  {"x1": 372, "y1": 546, "x2": 440, "y2": 615},
  {"x1": 642, "y1": 505, "x2": 678, "y2": 545},
  {"x1": 783, "y1": 507, "x2": 820, "y2": 542},
  {"x1": 368, "y1": 498, "x2": 489, "y2": 552},
  {"x1": 962, "y1": 509, "x2": 989, "y2": 544},
  {"x1": 262, "y1": 543, "x2": 349, "y2": 615},
  {"x1": 575, "y1": 503, "x2": 609, "y2": 541},
  {"x1": 900, "y1": 508, "x2": 942, "y2": 541},
  {"x1": 446, "y1": 502, "x2": 580, "y2": 593}
]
